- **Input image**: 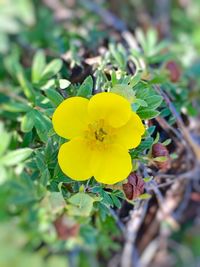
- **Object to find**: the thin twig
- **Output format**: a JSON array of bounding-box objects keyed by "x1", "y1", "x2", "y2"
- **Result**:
[
  {"x1": 154, "y1": 85, "x2": 200, "y2": 160},
  {"x1": 155, "y1": 116, "x2": 182, "y2": 141},
  {"x1": 173, "y1": 182, "x2": 192, "y2": 221},
  {"x1": 156, "y1": 161, "x2": 200, "y2": 181},
  {"x1": 121, "y1": 200, "x2": 149, "y2": 267}
]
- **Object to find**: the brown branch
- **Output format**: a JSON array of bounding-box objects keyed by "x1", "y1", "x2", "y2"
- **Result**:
[
  {"x1": 121, "y1": 200, "x2": 149, "y2": 267},
  {"x1": 154, "y1": 85, "x2": 200, "y2": 161}
]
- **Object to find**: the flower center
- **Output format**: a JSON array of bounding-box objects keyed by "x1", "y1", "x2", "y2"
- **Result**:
[
  {"x1": 84, "y1": 120, "x2": 115, "y2": 150},
  {"x1": 95, "y1": 127, "x2": 107, "y2": 142}
]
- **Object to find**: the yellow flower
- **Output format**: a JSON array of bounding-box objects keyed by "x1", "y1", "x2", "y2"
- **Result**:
[{"x1": 52, "y1": 92, "x2": 145, "y2": 184}]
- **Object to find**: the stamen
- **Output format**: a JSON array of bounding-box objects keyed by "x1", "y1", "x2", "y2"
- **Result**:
[{"x1": 84, "y1": 119, "x2": 116, "y2": 150}]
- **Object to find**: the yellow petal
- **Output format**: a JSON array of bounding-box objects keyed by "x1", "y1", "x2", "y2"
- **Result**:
[
  {"x1": 114, "y1": 112, "x2": 145, "y2": 149},
  {"x1": 92, "y1": 144, "x2": 132, "y2": 184},
  {"x1": 58, "y1": 138, "x2": 93, "y2": 181},
  {"x1": 52, "y1": 97, "x2": 89, "y2": 139},
  {"x1": 88, "y1": 92, "x2": 131, "y2": 128}
]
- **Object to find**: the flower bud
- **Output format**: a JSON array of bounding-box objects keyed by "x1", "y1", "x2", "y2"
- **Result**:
[
  {"x1": 165, "y1": 61, "x2": 181, "y2": 83},
  {"x1": 123, "y1": 172, "x2": 145, "y2": 200},
  {"x1": 152, "y1": 143, "x2": 170, "y2": 170}
]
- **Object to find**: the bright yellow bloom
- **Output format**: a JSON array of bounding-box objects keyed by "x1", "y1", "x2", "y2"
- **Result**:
[{"x1": 52, "y1": 92, "x2": 145, "y2": 184}]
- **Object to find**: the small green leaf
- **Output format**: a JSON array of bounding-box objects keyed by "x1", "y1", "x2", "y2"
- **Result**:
[
  {"x1": 110, "y1": 194, "x2": 121, "y2": 208},
  {"x1": 21, "y1": 110, "x2": 35, "y2": 132},
  {"x1": 67, "y1": 192, "x2": 94, "y2": 217},
  {"x1": 143, "y1": 176, "x2": 153, "y2": 182},
  {"x1": 137, "y1": 109, "x2": 160, "y2": 119},
  {"x1": 147, "y1": 126, "x2": 156, "y2": 135},
  {"x1": 2, "y1": 102, "x2": 31, "y2": 113},
  {"x1": 32, "y1": 50, "x2": 46, "y2": 83},
  {"x1": 102, "y1": 190, "x2": 113, "y2": 206},
  {"x1": 59, "y1": 79, "x2": 71, "y2": 89},
  {"x1": 41, "y1": 59, "x2": 63, "y2": 80},
  {"x1": 45, "y1": 88, "x2": 64, "y2": 106},
  {"x1": 131, "y1": 103, "x2": 140, "y2": 112},
  {"x1": 77, "y1": 75, "x2": 93, "y2": 98},
  {"x1": 111, "y1": 84, "x2": 135, "y2": 103},
  {"x1": 0, "y1": 166, "x2": 7, "y2": 184},
  {"x1": 138, "y1": 193, "x2": 152, "y2": 199},
  {"x1": 153, "y1": 156, "x2": 168, "y2": 162},
  {"x1": 130, "y1": 137, "x2": 154, "y2": 158},
  {"x1": 33, "y1": 110, "x2": 52, "y2": 142},
  {"x1": 135, "y1": 98, "x2": 148, "y2": 107},
  {"x1": 0, "y1": 148, "x2": 32, "y2": 166},
  {"x1": 145, "y1": 95, "x2": 163, "y2": 109},
  {"x1": 79, "y1": 185, "x2": 85, "y2": 192},
  {"x1": 153, "y1": 132, "x2": 160, "y2": 144},
  {"x1": 162, "y1": 139, "x2": 172, "y2": 146},
  {"x1": 111, "y1": 71, "x2": 118, "y2": 86},
  {"x1": 49, "y1": 192, "x2": 66, "y2": 213},
  {"x1": 170, "y1": 153, "x2": 178, "y2": 159},
  {"x1": 17, "y1": 70, "x2": 35, "y2": 102},
  {"x1": 0, "y1": 32, "x2": 9, "y2": 53},
  {"x1": 129, "y1": 73, "x2": 141, "y2": 87},
  {"x1": 0, "y1": 123, "x2": 11, "y2": 157},
  {"x1": 109, "y1": 43, "x2": 126, "y2": 69}
]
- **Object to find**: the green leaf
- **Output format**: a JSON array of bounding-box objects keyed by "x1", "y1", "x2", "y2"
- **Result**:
[
  {"x1": 129, "y1": 73, "x2": 141, "y2": 88},
  {"x1": 0, "y1": 15, "x2": 21, "y2": 34},
  {"x1": 109, "y1": 43, "x2": 126, "y2": 69},
  {"x1": 135, "y1": 85, "x2": 151, "y2": 99},
  {"x1": 59, "y1": 79, "x2": 71, "y2": 89},
  {"x1": 111, "y1": 84, "x2": 135, "y2": 103},
  {"x1": 138, "y1": 193, "x2": 152, "y2": 200},
  {"x1": 31, "y1": 50, "x2": 46, "y2": 83},
  {"x1": 0, "y1": 166, "x2": 7, "y2": 185},
  {"x1": 170, "y1": 153, "x2": 178, "y2": 159},
  {"x1": 153, "y1": 132, "x2": 160, "y2": 144},
  {"x1": 35, "y1": 151, "x2": 46, "y2": 170},
  {"x1": 41, "y1": 59, "x2": 63, "y2": 80},
  {"x1": 0, "y1": 148, "x2": 32, "y2": 166},
  {"x1": 102, "y1": 190, "x2": 113, "y2": 206},
  {"x1": 153, "y1": 156, "x2": 168, "y2": 162},
  {"x1": 130, "y1": 137, "x2": 154, "y2": 158},
  {"x1": 162, "y1": 139, "x2": 171, "y2": 146},
  {"x1": 147, "y1": 126, "x2": 156, "y2": 135},
  {"x1": 136, "y1": 29, "x2": 147, "y2": 53},
  {"x1": 110, "y1": 194, "x2": 121, "y2": 208},
  {"x1": 49, "y1": 192, "x2": 66, "y2": 214},
  {"x1": 0, "y1": 32, "x2": 9, "y2": 53},
  {"x1": 143, "y1": 176, "x2": 153, "y2": 182},
  {"x1": 33, "y1": 110, "x2": 52, "y2": 142},
  {"x1": 2, "y1": 102, "x2": 31, "y2": 113},
  {"x1": 135, "y1": 98, "x2": 148, "y2": 107},
  {"x1": 0, "y1": 122, "x2": 11, "y2": 157},
  {"x1": 145, "y1": 95, "x2": 163, "y2": 109},
  {"x1": 67, "y1": 192, "x2": 95, "y2": 217},
  {"x1": 45, "y1": 88, "x2": 64, "y2": 106},
  {"x1": 146, "y1": 28, "x2": 158, "y2": 54},
  {"x1": 77, "y1": 75, "x2": 93, "y2": 98},
  {"x1": 16, "y1": 0, "x2": 35, "y2": 26},
  {"x1": 111, "y1": 71, "x2": 118, "y2": 86},
  {"x1": 137, "y1": 109, "x2": 160, "y2": 119},
  {"x1": 21, "y1": 110, "x2": 35, "y2": 132},
  {"x1": 17, "y1": 70, "x2": 35, "y2": 102},
  {"x1": 9, "y1": 174, "x2": 44, "y2": 205}
]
